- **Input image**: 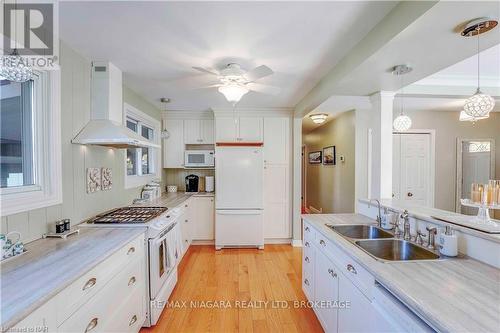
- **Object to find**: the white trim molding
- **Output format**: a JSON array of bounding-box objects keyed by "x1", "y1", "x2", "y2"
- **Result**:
[{"x1": 1, "y1": 70, "x2": 62, "y2": 216}]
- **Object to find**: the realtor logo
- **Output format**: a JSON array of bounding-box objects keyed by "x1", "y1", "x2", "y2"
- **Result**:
[{"x1": 3, "y1": 3, "x2": 54, "y2": 55}]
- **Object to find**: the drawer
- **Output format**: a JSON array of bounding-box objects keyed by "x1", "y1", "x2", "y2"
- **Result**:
[
  {"x1": 102, "y1": 283, "x2": 145, "y2": 333},
  {"x1": 58, "y1": 256, "x2": 145, "y2": 332},
  {"x1": 56, "y1": 234, "x2": 144, "y2": 325},
  {"x1": 314, "y1": 232, "x2": 374, "y2": 298},
  {"x1": 303, "y1": 222, "x2": 315, "y2": 248}
]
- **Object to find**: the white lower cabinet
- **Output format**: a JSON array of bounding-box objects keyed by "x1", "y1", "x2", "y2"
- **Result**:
[
  {"x1": 191, "y1": 196, "x2": 215, "y2": 240},
  {"x1": 313, "y1": 248, "x2": 339, "y2": 333},
  {"x1": 179, "y1": 199, "x2": 193, "y2": 257},
  {"x1": 302, "y1": 221, "x2": 432, "y2": 333}
]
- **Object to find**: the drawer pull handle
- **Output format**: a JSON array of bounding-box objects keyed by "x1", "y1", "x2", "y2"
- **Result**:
[
  {"x1": 185, "y1": 204, "x2": 188, "y2": 208},
  {"x1": 127, "y1": 247, "x2": 135, "y2": 255},
  {"x1": 304, "y1": 278, "x2": 310, "y2": 286},
  {"x1": 304, "y1": 241, "x2": 310, "y2": 248},
  {"x1": 185, "y1": 219, "x2": 188, "y2": 223},
  {"x1": 328, "y1": 268, "x2": 337, "y2": 278},
  {"x1": 128, "y1": 276, "x2": 136, "y2": 286},
  {"x1": 305, "y1": 256, "x2": 310, "y2": 263},
  {"x1": 347, "y1": 264, "x2": 357, "y2": 275},
  {"x1": 82, "y1": 278, "x2": 97, "y2": 291},
  {"x1": 319, "y1": 239, "x2": 326, "y2": 247},
  {"x1": 85, "y1": 318, "x2": 98, "y2": 332},
  {"x1": 129, "y1": 315, "x2": 138, "y2": 326},
  {"x1": 305, "y1": 226, "x2": 310, "y2": 232}
]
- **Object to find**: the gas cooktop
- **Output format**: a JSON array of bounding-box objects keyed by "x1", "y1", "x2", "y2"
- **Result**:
[{"x1": 87, "y1": 207, "x2": 167, "y2": 224}]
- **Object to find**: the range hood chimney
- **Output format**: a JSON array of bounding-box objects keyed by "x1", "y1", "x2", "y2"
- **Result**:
[{"x1": 72, "y1": 61, "x2": 159, "y2": 149}]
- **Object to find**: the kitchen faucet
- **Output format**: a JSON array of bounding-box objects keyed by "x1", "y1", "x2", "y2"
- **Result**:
[
  {"x1": 369, "y1": 199, "x2": 382, "y2": 228},
  {"x1": 401, "y1": 210, "x2": 411, "y2": 241}
]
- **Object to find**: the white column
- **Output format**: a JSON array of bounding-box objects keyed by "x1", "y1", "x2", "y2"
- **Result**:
[
  {"x1": 368, "y1": 91, "x2": 395, "y2": 199},
  {"x1": 292, "y1": 117, "x2": 303, "y2": 245}
]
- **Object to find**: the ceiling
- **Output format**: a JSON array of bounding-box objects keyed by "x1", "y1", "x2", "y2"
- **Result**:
[{"x1": 59, "y1": 1, "x2": 397, "y2": 111}]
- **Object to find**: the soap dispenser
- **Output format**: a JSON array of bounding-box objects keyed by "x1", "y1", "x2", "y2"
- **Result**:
[{"x1": 438, "y1": 226, "x2": 458, "y2": 257}]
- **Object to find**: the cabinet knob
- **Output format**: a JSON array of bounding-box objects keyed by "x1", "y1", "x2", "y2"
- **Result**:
[
  {"x1": 85, "y1": 318, "x2": 98, "y2": 332},
  {"x1": 128, "y1": 276, "x2": 136, "y2": 286},
  {"x1": 347, "y1": 264, "x2": 357, "y2": 275},
  {"x1": 129, "y1": 315, "x2": 138, "y2": 327},
  {"x1": 305, "y1": 226, "x2": 310, "y2": 232},
  {"x1": 127, "y1": 247, "x2": 135, "y2": 255},
  {"x1": 304, "y1": 241, "x2": 310, "y2": 248},
  {"x1": 304, "y1": 278, "x2": 310, "y2": 286},
  {"x1": 82, "y1": 277, "x2": 97, "y2": 291},
  {"x1": 319, "y1": 239, "x2": 326, "y2": 247},
  {"x1": 407, "y1": 192, "x2": 413, "y2": 197},
  {"x1": 328, "y1": 268, "x2": 337, "y2": 278},
  {"x1": 185, "y1": 219, "x2": 188, "y2": 223},
  {"x1": 305, "y1": 256, "x2": 310, "y2": 263}
]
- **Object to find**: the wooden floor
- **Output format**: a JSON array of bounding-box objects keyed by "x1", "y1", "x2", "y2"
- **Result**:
[{"x1": 141, "y1": 245, "x2": 323, "y2": 333}]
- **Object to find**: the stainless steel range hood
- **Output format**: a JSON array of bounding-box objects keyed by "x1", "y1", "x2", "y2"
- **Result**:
[{"x1": 72, "y1": 62, "x2": 159, "y2": 149}]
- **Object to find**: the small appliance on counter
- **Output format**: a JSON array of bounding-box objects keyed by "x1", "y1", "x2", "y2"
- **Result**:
[
  {"x1": 185, "y1": 174, "x2": 199, "y2": 192},
  {"x1": 205, "y1": 176, "x2": 214, "y2": 193},
  {"x1": 438, "y1": 226, "x2": 458, "y2": 257}
]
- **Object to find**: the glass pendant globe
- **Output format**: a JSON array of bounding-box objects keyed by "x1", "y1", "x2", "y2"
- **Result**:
[
  {"x1": 0, "y1": 53, "x2": 33, "y2": 82},
  {"x1": 463, "y1": 89, "x2": 495, "y2": 118},
  {"x1": 393, "y1": 114, "x2": 412, "y2": 131},
  {"x1": 459, "y1": 110, "x2": 489, "y2": 122},
  {"x1": 218, "y1": 84, "x2": 249, "y2": 104}
]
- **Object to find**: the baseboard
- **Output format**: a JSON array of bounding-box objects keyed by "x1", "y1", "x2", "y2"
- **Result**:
[
  {"x1": 291, "y1": 239, "x2": 303, "y2": 247},
  {"x1": 191, "y1": 240, "x2": 215, "y2": 245},
  {"x1": 265, "y1": 238, "x2": 292, "y2": 244}
]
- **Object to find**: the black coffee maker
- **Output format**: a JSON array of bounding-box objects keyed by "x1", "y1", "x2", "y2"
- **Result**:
[{"x1": 185, "y1": 174, "x2": 199, "y2": 192}]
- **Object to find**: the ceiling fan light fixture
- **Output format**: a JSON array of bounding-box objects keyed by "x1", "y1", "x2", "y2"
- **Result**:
[
  {"x1": 309, "y1": 114, "x2": 328, "y2": 124},
  {"x1": 218, "y1": 83, "x2": 249, "y2": 104}
]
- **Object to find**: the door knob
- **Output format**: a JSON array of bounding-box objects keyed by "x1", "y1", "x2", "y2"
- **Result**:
[{"x1": 407, "y1": 192, "x2": 413, "y2": 197}]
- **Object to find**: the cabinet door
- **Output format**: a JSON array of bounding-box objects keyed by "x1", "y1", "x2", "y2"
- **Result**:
[
  {"x1": 163, "y1": 119, "x2": 184, "y2": 168},
  {"x1": 215, "y1": 117, "x2": 237, "y2": 142},
  {"x1": 338, "y1": 272, "x2": 374, "y2": 333},
  {"x1": 192, "y1": 196, "x2": 215, "y2": 240},
  {"x1": 263, "y1": 164, "x2": 290, "y2": 238},
  {"x1": 200, "y1": 119, "x2": 214, "y2": 144},
  {"x1": 12, "y1": 297, "x2": 57, "y2": 333},
  {"x1": 314, "y1": 249, "x2": 339, "y2": 333},
  {"x1": 263, "y1": 117, "x2": 289, "y2": 164},
  {"x1": 238, "y1": 117, "x2": 263, "y2": 142},
  {"x1": 184, "y1": 119, "x2": 202, "y2": 144}
]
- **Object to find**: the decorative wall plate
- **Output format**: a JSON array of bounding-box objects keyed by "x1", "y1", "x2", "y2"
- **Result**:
[
  {"x1": 101, "y1": 167, "x2": 112, "y2": 190},
  {"x1": 86, "y1": 167, "x2": 101, "y2": 193}
]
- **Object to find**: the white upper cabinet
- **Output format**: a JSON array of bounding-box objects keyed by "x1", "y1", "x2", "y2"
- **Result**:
[
  {"x1": 163, "y1": 119, "x2": 184, "y2": 168},
  {"x1": 184, "y1": 119, "x2": 214, "y2": 144},
  {"x1": 215, "y1": 116, "x2": 263, "y2": 142},
  {"x1": 263, "y1": 117, "x2": 289, "y2": 164},
  {"x1": 238, "y1": 117, "x2": 263, "y2": 142},
  {"x1": 215, "y1": 117, "x2": 237, "y2": 142}
]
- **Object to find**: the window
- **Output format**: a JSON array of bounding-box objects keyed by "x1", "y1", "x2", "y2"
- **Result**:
[
  {"x1": 124, "y1": 103, "x2": 160, "y2": 189},
  {"x1": 0, "y1": 71, "x2": 62, "y2": 216},
  {"x1": 0, "y1": 79, "x2": 35, "y2": 188}
]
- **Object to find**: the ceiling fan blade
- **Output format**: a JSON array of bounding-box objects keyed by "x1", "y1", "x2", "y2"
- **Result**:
[
  {"x1": 247, "y1": 83, "x2": 280, "y2": 95},
  {"x1": 192, "y1": 66, "x2": 220, "y2": 76},
  {"x1": 244, "y1": 65, "x2": 274, "y2": 81},
  {"x1": 199, "y1": 83, "x2": 222, "y2": 89}
]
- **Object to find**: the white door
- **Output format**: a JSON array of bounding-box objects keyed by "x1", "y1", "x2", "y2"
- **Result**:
[
  {"x1": 263, "y1": 117, "x2": 289, "y2": 164},
  {"x1": 215, "y1": 147, "x2": 263, "y2": 209},
  {"x1": 163, "y1": 119, "x2": 184, "y2": 168},
  {"x1": 192, "y1": 196, "x2": 215, "y2": 240},
  {"x1": 215, "y1": 117, "x2": 237, "y2": 142},
  {"x1": 314, "y1": 249, "x2": 338, "y2": 333},
  {"x1": 184, "y1": 119, "x2": 201, "y2": 144},
  {"x1": 393, "y1": 133, "x2": 432, "y2": 206},
  {"x1": 201, "y1": 119, "x2": 214, "y2": 144},
  {"x1": 238, "y1": 117, "x2": 263, "y2": 142},
  {"x1": 263, "y1": 164, "x2": 290, "y2": 238}
]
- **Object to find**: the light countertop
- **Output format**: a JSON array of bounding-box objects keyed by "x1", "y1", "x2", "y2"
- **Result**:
[
  {"x1": 0, "y1": 227, "x2": 146, "y2": 330},
  {"x1": 302, "y1": 213, "x2": 500, "y2": 333},
  {"x1": 131, "y1": 191, "x2": 214, "y2": 209}
]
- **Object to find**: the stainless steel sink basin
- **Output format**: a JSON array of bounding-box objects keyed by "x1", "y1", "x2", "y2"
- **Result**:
[
  {"x1": 354, "y1": 239, "x2": 440, "y2": 261},
  {"x1": 327, "y1": 224, "x2": 393, "y2": 239}
]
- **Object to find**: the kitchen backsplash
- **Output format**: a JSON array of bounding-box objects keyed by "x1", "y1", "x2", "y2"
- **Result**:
[{"x1": 164, "y1": 169, "x2": 215, "y2": 191}]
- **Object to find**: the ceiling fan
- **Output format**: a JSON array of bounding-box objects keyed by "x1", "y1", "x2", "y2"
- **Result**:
[{"x1": 192, "y1": 63, "x2": 280, "y2": 104}]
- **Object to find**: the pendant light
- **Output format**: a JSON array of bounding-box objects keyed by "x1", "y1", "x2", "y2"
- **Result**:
[
  {"x1": 160, "y1": 98, "x2": 171, "y2": 139},
  {"x1": 392, "y1": 65, "x2": 412, "y2": 132},
  {"x1": 0, "y1": 0, "x2": 33, "y2": 82},
  {"x1": 461, "y1": 18, "x2": 497, "y2": 119},
  {"x1": 459, "y1": 110, "x2": 489, "y2": 122}
]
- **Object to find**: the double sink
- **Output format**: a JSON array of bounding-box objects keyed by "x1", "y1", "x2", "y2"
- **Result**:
[{"x1": 326, "y1": 224, "x2": 440, "y2": 262}]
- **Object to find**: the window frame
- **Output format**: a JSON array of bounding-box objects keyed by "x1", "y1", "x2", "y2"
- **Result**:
[
  {"x1": 123, "y1": 103, "x2": 160, "y2": 189},
  {"x1": 0, "y1": 70, "x2": 62, "y2": 216}
]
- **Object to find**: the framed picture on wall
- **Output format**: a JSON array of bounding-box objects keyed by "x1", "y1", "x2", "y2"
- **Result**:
[
  {"x1": 308, "y1": 151, "x2": 322, "y2": 164},
  {"x1": 323, "y1": 146, "x2": 336, "y2": 165}
]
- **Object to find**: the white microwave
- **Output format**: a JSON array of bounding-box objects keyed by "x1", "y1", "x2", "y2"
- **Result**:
[{"x1": 184, "y1": 150, "x2": 215, "y2": 167}]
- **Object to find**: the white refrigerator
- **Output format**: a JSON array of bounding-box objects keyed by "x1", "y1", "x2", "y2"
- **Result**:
[{"x1": 215, "y1": 146, "x2": 264, "y2": 249}]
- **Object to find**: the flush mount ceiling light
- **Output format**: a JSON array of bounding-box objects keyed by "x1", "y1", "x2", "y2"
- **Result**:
[
  {"x1": 459, "y1": 110, "x2": 489, "y2": 122},
  {"x1": 461, "y1": 18, "x2": 497, "y2": 119},
  {"x1": 309, "y1": 113, "x2": 328, "y2": 124},
  {"x1": 218, "y1": 83, "x2": 249, "y2": 105},
  {"x1": 392, "y1": 64, "x2": 413, "y2": 132}
]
